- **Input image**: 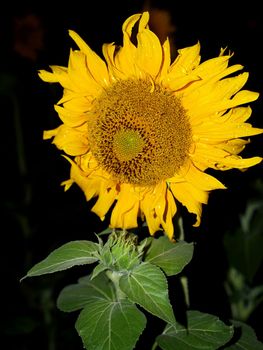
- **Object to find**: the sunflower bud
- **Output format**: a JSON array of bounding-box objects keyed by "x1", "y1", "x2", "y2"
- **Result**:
[{"x1": 99, "y1": 230, "x2": 142, "y2": 272}]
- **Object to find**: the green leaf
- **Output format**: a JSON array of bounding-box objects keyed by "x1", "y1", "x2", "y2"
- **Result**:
[
  {"x1": 119, "y1": 262, "x2": 175, "y2": 325},
  {"x1": 224, "y1": 228, "x2": 263, "y2": 283},
  {"x1": 90, "y1": 262, "x2": 108, "y2": 280},
  {"x1": 145, "y1": 237, "x2": 194, "y2": 276},
  {"x1": 226, "y1": 320, "x2": 263, "y2": 349},
  {"x1": 76, "y1": 298, "x2": 146, "y2": 350},
  {"x1": 57, "y1": 272, "x2": 115, "y2": 312},
  {"x1": 157, "y1": 310, "x2": 234, "y2": 350},
  {"x1": 23, "y1": 240, "x2": 99, "y2": 279},
  {"x1": 224, "y1": 201, "x2": 263, "y2": 282}
]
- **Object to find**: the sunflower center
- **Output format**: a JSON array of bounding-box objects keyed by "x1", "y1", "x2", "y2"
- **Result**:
[
  {"x1": 87, "y1": 79, "x2": 192, "y2": 186},
  {"x1": 113, "y1": 130, "x2": 145, "y2": 162}
]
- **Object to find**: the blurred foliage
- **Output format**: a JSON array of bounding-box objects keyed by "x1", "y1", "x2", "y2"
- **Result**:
[{"x1": 224, "y1": 179, "x2": 263, "y2": 323}]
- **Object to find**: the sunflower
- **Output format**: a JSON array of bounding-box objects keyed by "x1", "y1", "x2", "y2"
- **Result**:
[{"x1": 39, "y1": 12, "x2": 262, "y2": 239}]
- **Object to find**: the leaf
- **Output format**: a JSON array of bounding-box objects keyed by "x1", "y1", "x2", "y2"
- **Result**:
[
  {"x1": 157, "y1": 310, "x2": 234, "y2": 350},
  {"x1": 23, "y1": 241, "x2": 99, "y2": 279},
  {"x1": 76, "y1": 298, "x2": 146, "y2": 350},
  {"x1": 57, "y1": 272, "x2": 115, "y2": 312},
  {"x1": 119, "y1": 262, "x2": 175, "y2": 325},
  {"x1": 90, "y1": 262, "x2": 108, "y2": 280},
  {"x1": 145, "y1": 237, "x2": 194, "y2": 276},
  {"x1": 226, "y1": 320, "x2": 263, "y2": 349},
  {"x1": 224, "y1": 201, "x2": 263, "y2": 282}
]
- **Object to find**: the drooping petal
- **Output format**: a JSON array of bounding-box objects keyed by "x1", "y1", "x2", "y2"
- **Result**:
[
  {"x1": 192, "y1": 117, "x2": 263, "y2": 143},
  {"x1": 50, "y1": 124, "x2": 89, "y2": 156},
  {"x1": 185, "y1": 87, "x2": 259, "y2": 122},
  {"x1": 68, "y1": 49, "x2": 103, "y2": 95},
  {"x1": 161, "y1": 42, "x2": 201, "y2": 89},
  {"x1": 54, "y1": 105, "x2": 90, "y2": 127},
  {"x1": 170, "y1": 182, "x2": 208, "y2": 227},
  {"x1": 182, "y1": 164, "x2": 226, "y2": 191},
  {"x1": 68, "y1": 30, "x2": 110, "y2": 87},
  {"x1": 140, "y1": 188, "x2": 162, "y2": 235},
  {"x1": 43, "y1": 127, "x2": 61, "y2": 140},
  {"x1": 157, "y1": 38, "x2": 171, "y2": 79},
  {"x1": 92, "y1": 181, "x2": 117, "y2": 220},
  {"x1": 193, "y1": 55, "x2": 231, "y2": 79},
  {"x1": 113, "y1": 14, "x2": 141, "y2": 78},
  {"x1": 191, "y1": 142, "x2": 262, "y2": 170},
  {"x1": 170, "y1": 42, "x2": 201, "y2": 75},
  {"x1": 160, "y1": 189, "x2": 177, "y2": 239},
  {"x1": 220, "y1": 139, "x2": 249, "y2": 154},
  {"x1": 67, "y1": 158, "x2": 101, "y2": 201},
  {"x1": 102, "y1": 43, "x2": 120, "y2": 81},
  {"x1": 110, "y1": 184, "x2": 140, "y2": 229},
  {"x1": 135, "y1": 12, "x2": 163, "y2": 78},
  {"x1": 39, "y1": 66, "x2": 72, "y2": 90}
]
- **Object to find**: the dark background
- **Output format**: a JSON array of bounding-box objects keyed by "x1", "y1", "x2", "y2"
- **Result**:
[{"x1": 0, "y1": 1, "x2": 262, "y2": 349}]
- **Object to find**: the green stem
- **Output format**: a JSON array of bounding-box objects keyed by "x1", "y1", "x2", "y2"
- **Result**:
[
  {"x1": 151, "y1": 341, "x2": 158, "y2": 350},
  {"x1": 106, "y1": 270, "x2": 127, "y2": 300},
  {"x1": 180, "y1": 276, "x2": 190, "y2": 307},
  {"x1": 178, "y1": 217, "x2": 190, "y2": 307}
]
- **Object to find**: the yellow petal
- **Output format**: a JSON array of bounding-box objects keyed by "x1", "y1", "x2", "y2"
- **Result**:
[
  {"x1": 185, "y1": 88, "x2": 259, "y2": 122},
  {"x1": 169, "y1": 42, "x2": 201, "y2": 75},
  {"x1": 67, "y1": 158, "x2": 103, "y2": 201},
  {"x1": 63, "y1": 156, "x2": 92, "y2": 194},
  {"x1": 193, "y1": 119, "x2": 263, "y2": 143},
  {"x1": 185, "y1": 72, "x2": 249, "y2": 113},
  {"x1": 68, "y1": 49, "x2": 102, "y2": 95},
  {"x1": 161, "y1": 189, "x2": 177, "y2": 240},
  {"x1": 221, "y1": 139, "x2": 249, "y2": 154},
  {"x1": 136, "y1": 19, "x2": 163, "y2": 77},
  {"x1": 228, "y1": 106, "x2": 252, "y2": 123},
  {"x1": 62, "y1": 96, "x2": 92, "y2": 113},
  {"x1": 183, "y1": 164, "x2": 226, "y2": 191},
  {"x1": 192, "y1": 143, "x2": 262, "y2": 170},
  {"x1": 168, "y1": 76, "x2": 202, "y2": 92},
  {"x1": 110, "y1": 184, "x2": 139, "y2": 229},
  {"x1": 68, "y1": 30, "x2": 109, "y2": 86},
  {"x1": 102, "y1": 43, "x2": 120, "y2": 81},
  {"x1": 39, "y1": 66, "x2": 72, "y2": 90},
  {"x1": 92, "y1": 183, "x2": 117, "y2": 220},
  {"x1": 193, "y1": 55, "x2": 231, "y2": 79},
  {"x1": 54, "y1": 105, "x2": 89, "y2": 127},
  {"x1": 114, "y1": 13, "x2": 143, "y2": 78},
  {"x1": 157, "y1": 38, "x2": 171, "y2": 79},
  {"x1": 76, "y1": 152, "x2": 98, "y2": 174},
  {"x1": 82, "y1": 177, "x2": 102, "y2": 201},
  {"x1": 38, "y1": 69, "x2": 59, "y2": 83},
  {"x1": 52, "y1": 125, "x2": 89, "y2": 155},
  {"x1": 160, "y1": 42, "x2": 201, "y2": 90},
  {"x1": 61, "y1": 179, "x2": 74, "y2": 191},
  {"x1": 43, "y1": 127, "x2": 61, "y2": 140},
  {"x1": 123, "y1": 13, "x2": 142, "y2": 37},
  {"x1": 141, "y1": 182, "x2": 176, "y2": 238},
  {"x1": 140, "y1": 190, "x2": 162, "y2": 235},
  {"x1": 170, "y1": 182, "x2": 207, "y2": 227},
  {"x1": 175, "y1": 64, "x2": 244, "y2": 97}
]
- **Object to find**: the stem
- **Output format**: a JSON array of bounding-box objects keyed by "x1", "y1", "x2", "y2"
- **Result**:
[
  {"x1": 151, "y1": 341, "x2": 158, "y2": 350},
  {"x1": 106, "y1": 270, "x2": 127, "y2": 300},
  {"x1": 178, "y1": 216, "x2": 191, "y2": 307},
  {"x1": 180, "y1": 276, "x2": 190, "y2": 308}
]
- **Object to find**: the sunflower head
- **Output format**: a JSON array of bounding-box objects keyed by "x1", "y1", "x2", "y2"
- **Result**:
[
  {"x1": 87, "y1": 78, "x2": 192, "y2": 186},
  {"x1": 39, "y1": 12, "x2": 262, "y2": 239}
]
